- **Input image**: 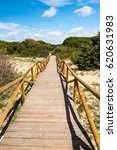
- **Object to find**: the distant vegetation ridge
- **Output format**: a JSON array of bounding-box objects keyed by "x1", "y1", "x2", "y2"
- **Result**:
[{"x1": 0, "y1": 34, "x2": 100, "y2": 70}]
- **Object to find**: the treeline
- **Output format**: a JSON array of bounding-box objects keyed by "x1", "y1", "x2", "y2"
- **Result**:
[
  {"x1": 0, "y1": 39, "x2": 53, "y2": 57},
  {"x1": 0, "y1": 34, "x2": 100, "y2": 70},
  {"x1": 53, "y1": 34, "x2": 100, "y2": 70}
]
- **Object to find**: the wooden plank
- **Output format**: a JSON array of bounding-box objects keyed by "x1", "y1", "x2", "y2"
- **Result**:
[
  {"x1": 0, "y1": 146, "x2": 81, "y2": 150},
  {"x1": 0, "y1": 138, "x2": 82, "y2": 148},
  {"x1": 4, "y1": 131, "x2": 74, "y2": 139}
]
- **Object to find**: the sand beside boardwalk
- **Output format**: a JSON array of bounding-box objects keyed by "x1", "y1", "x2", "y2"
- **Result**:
[{"x1": 10, "y1": 57, "x2": 44, "y2": 74}]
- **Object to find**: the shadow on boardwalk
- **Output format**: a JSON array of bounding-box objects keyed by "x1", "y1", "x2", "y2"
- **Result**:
[{"x1": 57, "y1": 67, "x2": 95, "y2": 150}]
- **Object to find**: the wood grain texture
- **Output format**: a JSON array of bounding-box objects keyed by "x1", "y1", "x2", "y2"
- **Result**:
[{"x1": 0, "y1": 56, "x2": 94, "y2": 150}]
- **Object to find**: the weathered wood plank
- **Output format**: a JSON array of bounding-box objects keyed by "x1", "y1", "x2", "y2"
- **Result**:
[
  {"x1": 0, "y1": 138, "x2": 84, "y2": 148},
  {"x1": 0, "y1": 145, "x2": 82, "y2": 150}
]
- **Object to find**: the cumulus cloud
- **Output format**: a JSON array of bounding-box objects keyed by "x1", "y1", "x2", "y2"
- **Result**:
[
  {"x1": 70, "y1": 27, "x2": 83, "y2": 33},
  {"x1": 0, "y1": 22, "x2": 19, "y2": 30},
  {"x1": 7, "y1": 32, "x2": 18, "y2": 39},
  {"x1": 25, "y1": 29, "x2": 64, "y2": 44},
  {"x1": 39, "y1": 0, "x2": 72, "y2": 7},
  {"x1": 0, "y1": 31, "x2": 18, "y2": 41},
  {"x1": 74, "y1": 6, "x2": 95, "y2": 17},
  {"x1": 48, "y1": 30, "x2": 62, "y2": 37},
  {"x1": 27, "y1": 32, "x2": 45, "y2": 39},
  {"x1": 33, "y1": 33, "x2": 45, "y2": 38},
  {"x1": 42, "y1": 7, "x2": 57, "y2": 17},
  {"x1": 69, "y1": 26, "x2": 99, "y2": 37}
]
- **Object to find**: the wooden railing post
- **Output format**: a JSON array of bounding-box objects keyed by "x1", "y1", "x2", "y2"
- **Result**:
[
  {"x1": 60, "y1": 62, "x2": 62, "y2": 71},
  {"x1": 44, "y1": 62, "x2": 46, "y2": 69},
  {"x1": 21, "y1": 79, "x2": 25, "y2": 104},
  {"x1": 73, "y1": 79, "x2": 77, "y2": 105},
  {"x1": 61, "y1": 62, "x2": 64, "y2": 74},
  {"x1": 59, "y1": 62, "x2": 61, "y2": 69},
  {"x1": 77, "y1": 83, "x2": 100, "y2": 150},
  {"x1": 42, "y1": 64, "x2": 44, "y2": 71},
  {"x1": 63, "y1": 63, "x2": 65, "y2": 76},
  {"x1": 46, "y1": 58, "x2": 48, "y2": 65},
  {"x1": 36, "y1": 63, "x2": 39, "y2": 75},
  {"x1": 63, "y1": 62, "x2": 66, "y2": 76},
  {"x1": 39, "y1": 63, "x2": 42, "y2": 72},
  {"x1": 31, "y1": 68, "x2": 34, "y2": 82},
  {"x1": 34, "y1": 65, "x2": 37, "y2": 80},
  {"x1": 66, "y1": 67, "x2": 69, "y2": 82}
]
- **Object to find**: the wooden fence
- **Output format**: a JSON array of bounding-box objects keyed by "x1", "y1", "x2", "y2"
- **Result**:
[
  {"x1": 57, "y1": 57, "x2": 100, "y2": 150},
  {"x1": 0, "y1": 54, "x2": 51, "y2": 128}
]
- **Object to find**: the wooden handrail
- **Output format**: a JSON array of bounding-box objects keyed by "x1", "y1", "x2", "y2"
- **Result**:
[
  {"x1": 0, "y1": 54, "x2": 51, "y2": 128},
  {"x1": 57, "y1": 56, "x2": 100, "y2": 150},
  {"x1": 62, "y1": 61, "x2": 100, "y2": 99},
  {"x1": 0, "y1": 76, "x2": 23, "y2": 94},
  {"x1": 77, "y1": 83, "x2": 100, "y2": 150}
]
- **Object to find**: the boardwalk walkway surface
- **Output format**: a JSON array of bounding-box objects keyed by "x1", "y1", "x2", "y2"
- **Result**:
[{"x1": 0, "y1": 56, "x2": 94, "y2": 150}]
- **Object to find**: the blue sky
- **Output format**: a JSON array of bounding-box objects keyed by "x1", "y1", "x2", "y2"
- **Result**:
[{"x1": 0, "y1": 0, "x2": 100, "y2": 44}]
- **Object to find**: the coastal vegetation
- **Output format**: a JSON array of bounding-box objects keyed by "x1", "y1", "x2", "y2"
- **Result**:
[{"x1": 0, "y1": 33, "x2": 100, "y2": 71}]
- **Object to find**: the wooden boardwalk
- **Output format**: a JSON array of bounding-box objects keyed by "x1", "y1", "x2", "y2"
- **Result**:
[{"x1": 0, "y1": 56, "x2": 94, "y2": 150}]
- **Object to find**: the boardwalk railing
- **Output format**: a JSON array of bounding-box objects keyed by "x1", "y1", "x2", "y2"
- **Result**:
[
  {"x1": 0, "y1": 54, "x2": 51, "y2": 128},
  {"x1": 57, "y1": 57, "x2": 100, "y2": 150}
]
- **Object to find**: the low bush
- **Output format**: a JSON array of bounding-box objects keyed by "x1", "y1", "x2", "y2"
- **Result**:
[{"x1": 0, "y1": 54, "x2": 16, "y2": 87}]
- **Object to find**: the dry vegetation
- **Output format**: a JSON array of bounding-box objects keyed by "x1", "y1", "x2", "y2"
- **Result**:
[
  {"x1": 0, "y1": 54, "x2": 16, "y2": 113},
  {"x1": 0, "y1": 55, "x2": 44, "y2": 113},
  {"x1": 0, "y1": 54, "x2": 16, "y2": 87}
]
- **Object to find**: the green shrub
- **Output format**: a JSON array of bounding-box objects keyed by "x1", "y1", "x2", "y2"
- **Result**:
[
  {"x1": 0, "y1": 39, "x2": 53, "y2": 57},
  {"x1": 54, "y1": 34, "x2": 100, "y2": 70}
]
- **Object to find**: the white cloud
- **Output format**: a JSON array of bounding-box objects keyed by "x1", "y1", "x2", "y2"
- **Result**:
[
  {"x1": 7, "y1": 32, "x2": 18, "y2": 40},
  {"x1": 48, "y1": 30, "x2": 62, "y2": 37},
  {"x1": 33, "y1": 33, "x2": 44, "y2": 38},
  {"x1": 0, "y1": 22, "x2": 19, "y2": 30},
  {"x1": 77, "y1": 0, "x2": 99, "y2": 5},
  {"x1": 25, "y1": 30, "x2": 64, "y2": 44},
  {"x1": 30, "y1": 33, "x2": 45, "y2": 38},
  {"x1": 0, "y1": 21, "x2": 99, "y2": 44},
  {"x1": 69, "y1": 26, "x2": 99, "y2": 37},
  {"x1": 42, "y1": 7, "x2": 57, "y2": 17},
  {"x1": 38, "y1": 0, "x2": 99, "y2": 7},
  {"x1": 70, "y1": 27, "x2": 83, "y2": 33},
  {"x1": 74, "y1": 6, "x2": 95, "y2": 17},
  {"x1": 0, "y1": 32, "x2": 18, "y2": 41},
  {"x1": 39, "y1": 0, "x2": 72, "y2": 7}
]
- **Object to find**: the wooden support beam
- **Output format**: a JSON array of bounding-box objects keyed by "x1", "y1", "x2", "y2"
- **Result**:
[
  {"x1": 21, "y1": 79, "x2": 25, "y2": 104},
  {"x1": 66, "y1": 67, "x2": 69, "y2": 82},
  {"x1": 73, "y1": 79, "x2": 77, "y2": 105},
  {"x1": 31, "y1": 68, "x2": 35, "y2": 82},
  {"x1": 67, "y1": 79, "x2": 75, "y2": 84}
]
